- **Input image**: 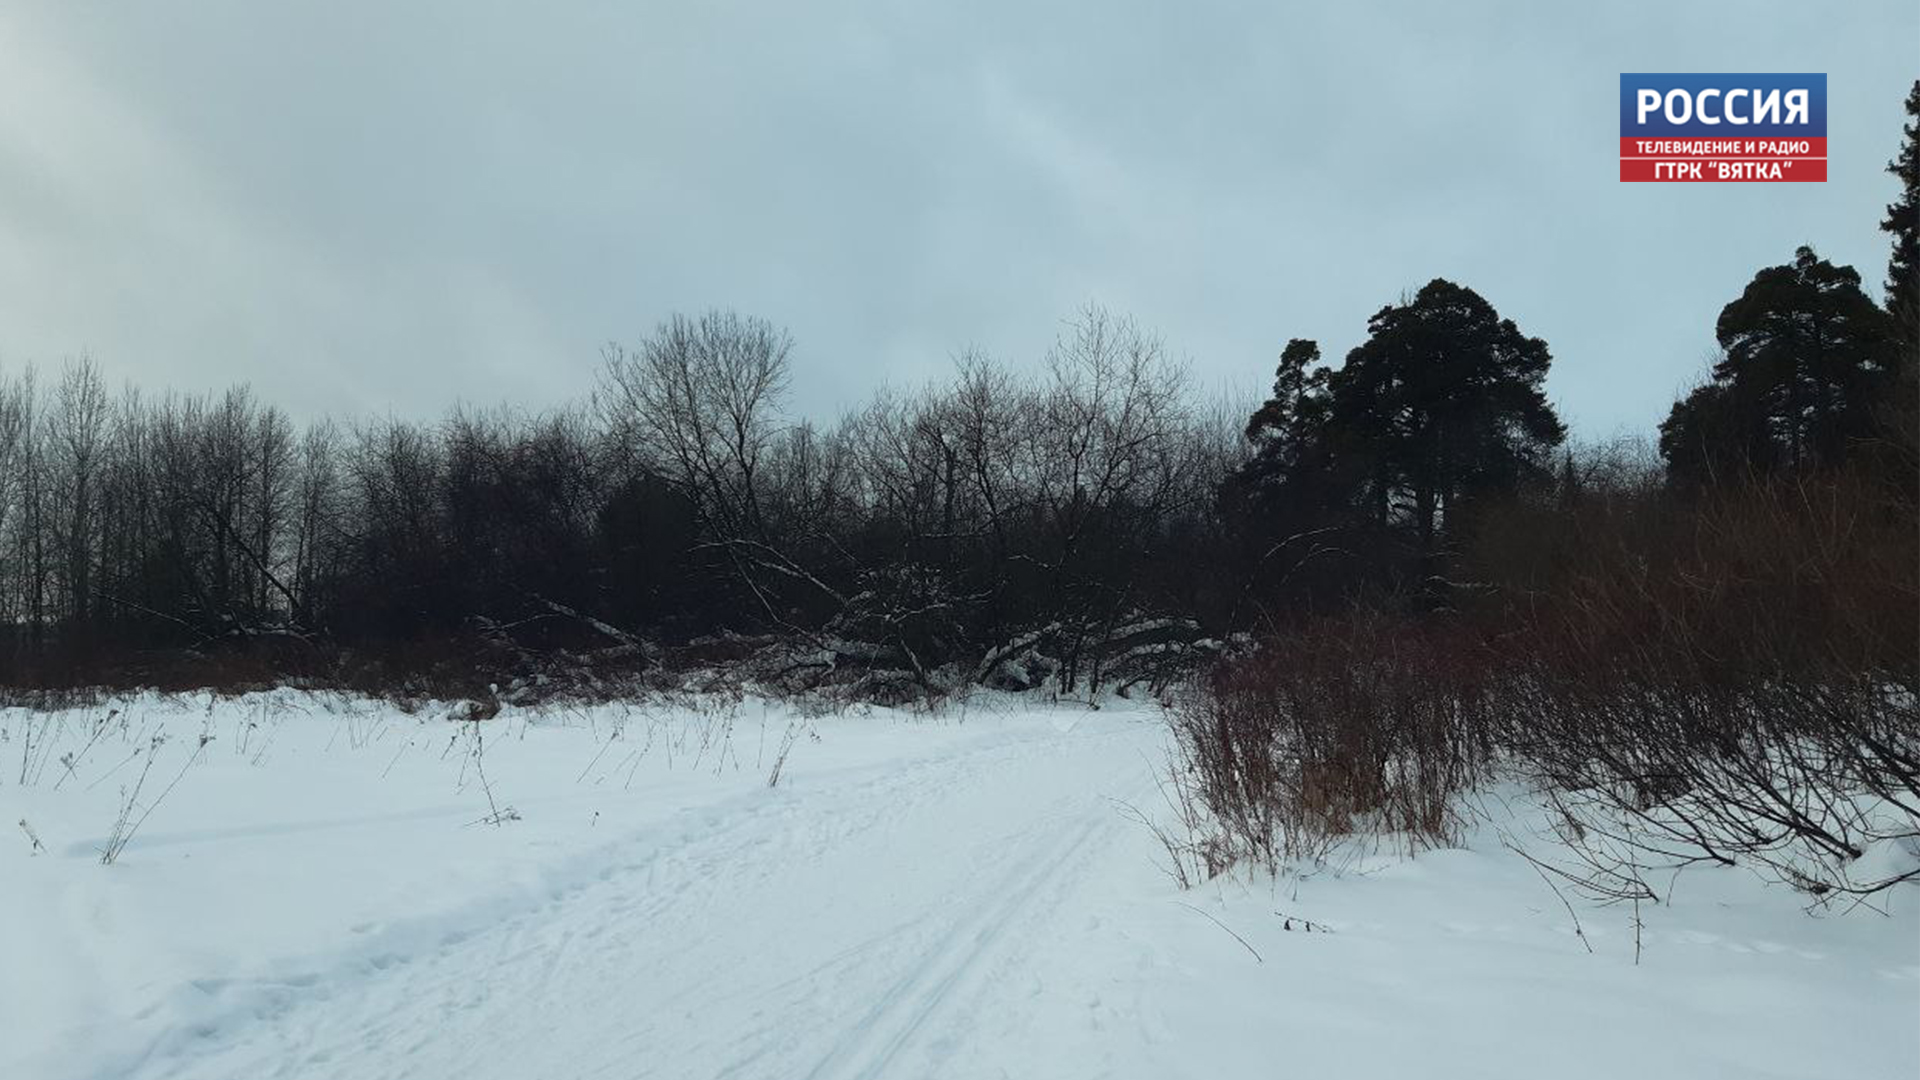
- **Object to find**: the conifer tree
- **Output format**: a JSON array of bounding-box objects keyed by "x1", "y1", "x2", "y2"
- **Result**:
[
  {"x1": 1227, "y1": 338, "x2": 1332, "y2": 503},
  {"x1": 1882, "y1": 79, "x2": 1920, "y2": 346},
  {"x1": 1662, "y1": 247, "x2": 1894, "y2": 484},
  {"x1": 1325, "y1": 280, "x2": 1565, "y2": 555}
]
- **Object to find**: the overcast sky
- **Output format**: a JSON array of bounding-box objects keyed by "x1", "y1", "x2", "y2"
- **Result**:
[{"x1": 1, "y1": 1, "x2": 1913, "y2": 438}]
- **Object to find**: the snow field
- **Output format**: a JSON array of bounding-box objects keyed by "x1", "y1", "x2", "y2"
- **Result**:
[{"x1": 1, "y1": 692, "x2": 1914, "y2": 1079}]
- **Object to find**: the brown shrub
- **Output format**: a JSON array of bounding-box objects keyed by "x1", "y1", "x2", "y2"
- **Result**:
[
  {"x1": 1171, "y1": 612, "x2": 1495, "y2": 871},
  {"x1": 1175, "y1": 464, "x2": 1919, "y2": 899},
  {"x1": 1475, "y1": 465, "x2": 1919, "y2": 899}
]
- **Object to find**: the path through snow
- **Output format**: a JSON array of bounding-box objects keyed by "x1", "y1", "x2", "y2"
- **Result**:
[
  {"x1": 147, "y1": 712, "x2": 1151, "y2": 1080},
  {"x1": 3, "y1": 694, "x2": 1915, "y2": 1080}
]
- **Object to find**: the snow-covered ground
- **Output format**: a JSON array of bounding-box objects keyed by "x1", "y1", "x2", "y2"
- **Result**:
[{"x1": 2, "y1": 692, "x2": 1915, "y2": 1080}]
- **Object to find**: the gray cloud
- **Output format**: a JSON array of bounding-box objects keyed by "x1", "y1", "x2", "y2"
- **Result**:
[{"x1": 1, "y1": 0, "x2": 1912, "y2": 436}]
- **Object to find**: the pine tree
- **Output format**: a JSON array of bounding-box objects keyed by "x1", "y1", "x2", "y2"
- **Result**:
[
  {"x1": 1324, "y1": 280, "x2": 1565, "y2": 555},
  {"x1": 1662, "y1": 246, "x2": 1894, "y2": 483},
  {"x1": 1657, "y1": 378, "x2": 1772, "y2": 487},
  {"x1": 1875, "y1": 79, "x2": 1920, "y2": 491},
  {"x1": 1240, "y1": 339, "x2": 1331, "y2": 479},
  {"x1": 1882, "y1": 79, "x2": 1920, "y2": 346},
  {"x1": 1217, "y1": 339, "x2": 1335, "y2": 541}
]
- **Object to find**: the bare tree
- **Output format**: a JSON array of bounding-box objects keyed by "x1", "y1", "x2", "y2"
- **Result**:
[
  {"x1": 291, "y1": 419, "x2": 343, "y2": 627},
  {"x1": 599, "y1": 311, "x2": 791, "y2": 542},
  {"x1": 50, "y1": 358, "x2": 109, "y2": 632},
  {"x1": 0, "y1": 366, "x2": 34, "y2": 649},
  {"x1": 599, "y1": 311, "x2": 827, "y2": 623}
]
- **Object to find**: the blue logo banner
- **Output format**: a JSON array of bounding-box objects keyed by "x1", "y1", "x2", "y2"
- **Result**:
[{"x1": 1620, "y1": 74, "x2": 1826, "y2": 138}]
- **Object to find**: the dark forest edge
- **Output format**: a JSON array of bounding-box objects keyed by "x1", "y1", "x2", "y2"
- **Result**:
[
  {"x1": 1172, "y1": 80, "x2": 1919, "y2": 902},
  {"x1": 1, "y1": 83, "x2": 1915, "y2": 898}
]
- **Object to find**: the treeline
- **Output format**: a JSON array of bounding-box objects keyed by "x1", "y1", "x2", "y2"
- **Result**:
[
  {"x1": 1, "y1": 85, "x2": 1915, "y2": 711},
  {"x1": 0, "y1": 244, "x2": 1903, "y2": 703},
  {"x1": 0, "y1": 308, "x2": 1248, "y2": 698}
]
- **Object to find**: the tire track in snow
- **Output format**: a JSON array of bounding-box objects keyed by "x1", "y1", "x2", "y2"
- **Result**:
[
  {"x1": 106, "y1": 718, "x2": 1158, "y2": 1080},
  {"x1": 798, "y1": 797, "x2": 1130, "y2": 1080},
  {"x1": 103, "y1": 729, "x2": 1021, "y2": 1080}
]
